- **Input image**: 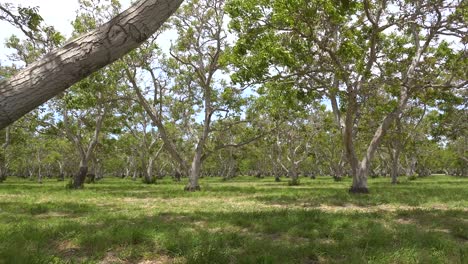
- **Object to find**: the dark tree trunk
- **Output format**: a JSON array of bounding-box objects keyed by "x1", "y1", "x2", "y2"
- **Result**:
[
  {"x1": 72, "y1": 166, "x2": 88, "y2": 189},
  {"x1": 87, "y1": 173, "x2": 96, "y2": 183},
  {"x1": 0, "y1": 169, "x2": 6, "y2": 182},
  {"x1": 288, "y1": 165, "x2": 300, "y2": 186},
  {"x1": 274, "y1": 173, "x2": 281, "y2": 182},
  {"x1": 174, "y1": 170, "x2": 182, "y2": 182},
  {"x1": 390, "y1": 149, "x2": 400, "y2": 184}
]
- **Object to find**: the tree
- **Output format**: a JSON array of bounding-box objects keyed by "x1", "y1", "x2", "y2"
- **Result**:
[
  {"x1": 123, "y1": 0, "x2": 253, "y2": 191},
  {"x1": 0, "y1": 0, "x2": 184, "y2": 129},
  {"x1": 227, "y1": 0, "x2": 467, "y2": 193}
]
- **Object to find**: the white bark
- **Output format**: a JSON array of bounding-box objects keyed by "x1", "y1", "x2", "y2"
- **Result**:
[{"x1": 0, "y1": 0, "x2": 184, "y2": 129}]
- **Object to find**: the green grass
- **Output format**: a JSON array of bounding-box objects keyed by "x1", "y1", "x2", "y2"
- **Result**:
[{"x1": 0, "y1": 175, "x2": 467, "y2": 264}]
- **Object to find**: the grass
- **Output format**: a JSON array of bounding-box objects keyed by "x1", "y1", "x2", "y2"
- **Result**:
[{"x1": 0, "y1": 175, "x2": 467, "y2": 264}]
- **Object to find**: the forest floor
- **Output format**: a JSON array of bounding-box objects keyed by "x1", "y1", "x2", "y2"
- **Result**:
[{"x1": 0, "y1": 175, "x2": 467, "y2": 264}]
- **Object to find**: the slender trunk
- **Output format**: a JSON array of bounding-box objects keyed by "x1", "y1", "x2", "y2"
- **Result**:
[
  {"x1": 38, "y1": 166, "x2": 43, "y2": 184},
  {"x1": 143, "y1": 157, "x2": 155, "y2": 183},
  {"x1": 184, "y1": 79, "x2": 212, "y2": 191},
  {"x1": 132, "y1": 169, "x2": 137, "y2": 181},
  {"x1": 0, "y1": 167, "x2": 4, "y2": 182},
  {"x1": 343, "y1": 91, "x2": 360, "y2": 179},
  {"x1": 390, "y1": 149, "x2": 400, "y2": 184},
  {"x1": 185, "y1": 149, "x2": 202, "y2": 191},
  {"x1": 407, "y1": 155, "x2": 417, "y2": 176},
  {"x1": 93, "y1": 158, "x2": 100, "y2": 180},
  {"x1": 131, "y1": 78, "x2": 190, "y2": 174},
  {"x1": 0, "y1": 127, "x2": 10, "y2": 182},
  {"x1": 58, "y1": 161, "x2": 65, "y2": 181}
]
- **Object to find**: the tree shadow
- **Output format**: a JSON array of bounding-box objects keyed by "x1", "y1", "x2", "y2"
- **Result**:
[{"x1": 0, "y1": 199, "x2": 466, "y2": 263}]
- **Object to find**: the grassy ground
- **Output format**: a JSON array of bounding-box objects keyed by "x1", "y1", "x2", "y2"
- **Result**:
[{"x1": 0, "y1": 175, "x2": 467, "y2": 264}]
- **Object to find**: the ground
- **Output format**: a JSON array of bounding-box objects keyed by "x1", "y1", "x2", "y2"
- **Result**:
[{"x1": 0, "y1": 175, "x2": 467, "y2": 264}]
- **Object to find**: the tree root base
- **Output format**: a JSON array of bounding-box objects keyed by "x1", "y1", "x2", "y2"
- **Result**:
[
  {"x1": 348, "y1": 186, "x2": 369, "y2": 194},
  {"x1": 67, "y1": 183, "x2": 84, "y2": 190},
  {"x1": 142, "y1": 178, "x2": 156, "y2": 184},
  {"x1": 288, "y1": 180, "x2": 300, "y2": 186},
  {"x1": 184, "y1": 185, "x2": 201, "y2": 192},
  {"x1": 333, "y1": 176, "x2": 343, "y2": 182}
]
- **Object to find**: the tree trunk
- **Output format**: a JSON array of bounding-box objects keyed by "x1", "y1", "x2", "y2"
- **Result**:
[
  {"x1": 130, "y1": 80, "x2": 190, "y2": 174},
  {"x1": 350, "y1": 165, "x2": 369, "y2": 193},
  {"x1": 28, "y1": 168, "x2": 33, "y2": 180},
  {"x1": 288, "y1": 163, "x2": 300, "y2": 186},
  {"x1": 185, "y1": 151, "x2": 202, "y2": 191},
  {"x1": 331, "y1": 159, "x2": 345, "y2": 181},
  {"x1": 406, "y1": 156, "x2": 417, "y2": 176},
  {"x1": 347, "y1": 89, "x2": 408, "y2": 193},
  {"x1": 143, "y1": 157, "x2": 155, "y2": 184},
  {"x1": 37, "y1": 167, "x2": 43, "y2": 184},
  {"x1": 274, "y1": 172, "x2": 281, "y2": 182},
  {"x1": 72, "y1": 160, "x2": 88, "y2": 189},
  {"x1": 390, "y1": 149, "x2": 400, "y2": 184},
  {"x1": 125, "y1": 167, "x2": 130, "y2": 178},
  {"x1": 0, "y1": 167, "x2": 5, "y2": 182},
  {"x1": 0, "y1": 126, "x2": 10, "y2": 182},
  {"x1": 0, "y1": 0, "x2": 184, "y2": 129}
]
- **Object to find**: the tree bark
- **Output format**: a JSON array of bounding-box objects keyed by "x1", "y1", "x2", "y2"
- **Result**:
[
  {"x1": 349, "y1": 165, "x2": 369, "y2": 193},
  {"x1": 185, "y1": 149, "x2": 202, "y2": 191},
  {"x1": 390, "y1": 149, "x2": 400, "y2": 184},
  {"x1": 129, "y1": 73, "x2": 190, "y2": 174},
  {"x1": 142, "y1": 156, "x2": 155, "y2": 184},
  {"x1": 0, "y1": 0, "x2": 184, "y2": 129},
  {"x1": 347, "y1": 84, "x2": 409, "y2": 193},
  {"x1": 37, "y1": 166, "x2": 43, "y2": 184},
  {"x1": 73, "y1": 160, "x2": 88, "y2": 189},
  {"x1": 0, "y1": 127, "x2": 10, "y2": 182},
  {"x1": 288, "y1": 163, "x2": 300, "y2": 186},
  {"x1": 58, "y1": 161, "x2": 65, "y2": 181}
]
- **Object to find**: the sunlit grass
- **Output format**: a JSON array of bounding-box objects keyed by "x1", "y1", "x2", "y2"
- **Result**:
[{"x1": 0, "y1": 175, "x2": 467, "y2": 263}]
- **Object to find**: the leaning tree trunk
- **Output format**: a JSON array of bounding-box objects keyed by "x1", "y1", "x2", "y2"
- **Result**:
[{"x1": 0, "y1": 0, "x2": 184, "y2": 129}]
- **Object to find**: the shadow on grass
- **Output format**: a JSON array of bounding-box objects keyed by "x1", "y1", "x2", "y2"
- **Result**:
[
  {"x1": 0, "y1": 176, "x2": 467, "y2": 263},
  {"x1": 0, "y1": 200, "x2": 466, "y2": 264}
]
